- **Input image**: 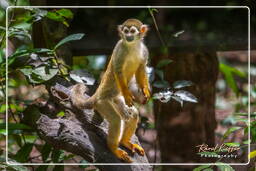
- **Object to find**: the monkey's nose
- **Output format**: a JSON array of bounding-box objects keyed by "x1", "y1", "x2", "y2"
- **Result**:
[{"x1": 126, "y1": 36, "x2": 134, "y2": 42}]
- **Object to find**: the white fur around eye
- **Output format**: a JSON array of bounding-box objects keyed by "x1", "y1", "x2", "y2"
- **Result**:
[
  {"x1": 130, "y1": 26, "x2": 139, "y2": 34},
  {"x1": 123, "y1": 26, "x2": 129, "y2": 33}
]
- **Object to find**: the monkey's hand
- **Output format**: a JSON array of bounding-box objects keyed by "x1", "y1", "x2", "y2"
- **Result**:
[
  {"x1": 142, "y1": 87, "x2": 151, "y2": 104},
  {"x1": 123, "y1": 90, "x2": 135, "y2": 107}
]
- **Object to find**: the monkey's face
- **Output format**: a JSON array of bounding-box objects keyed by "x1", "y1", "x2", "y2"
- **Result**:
[
  {"x1": 118, "y1": 24, "x2": 148, "y2": 44},
  {"x1": 121, "y1": 26, "x2": 140, "y2": 43}
]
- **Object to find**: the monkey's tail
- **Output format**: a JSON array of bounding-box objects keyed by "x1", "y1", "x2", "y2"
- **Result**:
[{"x1": 70, "y1": 83, "x2": 96, "y2": 109}]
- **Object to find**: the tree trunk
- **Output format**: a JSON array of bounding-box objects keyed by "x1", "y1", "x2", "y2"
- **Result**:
[{"x1": 152, "y1": 51, "x2": 218, "y2": 168}]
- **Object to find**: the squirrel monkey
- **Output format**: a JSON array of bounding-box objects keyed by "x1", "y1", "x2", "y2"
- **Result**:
[{"x1": 71, "y1": 19, "x2": 150, "y2": 162}]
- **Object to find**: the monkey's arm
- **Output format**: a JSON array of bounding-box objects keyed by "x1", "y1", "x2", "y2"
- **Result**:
[
  {"x1": 112, "y1": 44, "x2": 135, "y2": 107},
  {"x1": 114, "y1": 71, "x2": 134, "y2": 107},
  {"x1": 135, "y1": 63, "x2": 150, "y2": 102}
]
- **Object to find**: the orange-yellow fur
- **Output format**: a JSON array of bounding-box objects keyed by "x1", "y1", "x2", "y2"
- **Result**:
[{"x1": 71, "y1": 19, "x2": 150, "y2": 162}]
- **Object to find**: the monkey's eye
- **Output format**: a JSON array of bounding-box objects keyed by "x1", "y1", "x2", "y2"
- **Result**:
[
  {"x1": 123, "y1": 29, "x2": 129, "y2": 34},
  {"x1": 130, "y1": 29, "x2": 136, "y2": 33}
]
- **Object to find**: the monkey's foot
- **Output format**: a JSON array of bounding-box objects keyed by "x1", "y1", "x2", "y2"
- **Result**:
[
  {"x1": 122, "y1": 142, "x2": 145, "y2": 156},
  {"x1": 142, "y1": 87, "x2": 151, "y2": 103},
  {"x1": 115, "y1": 149, "x2": 133, "y2": 163}
]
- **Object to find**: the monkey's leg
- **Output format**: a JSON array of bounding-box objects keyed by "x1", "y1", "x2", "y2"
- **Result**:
[
  {"x1": 95, "y1": 99, "x2": 133, "y2": 162},
  {"x1": 113, "y1": 97, "x2": 145, "y2": 156}
]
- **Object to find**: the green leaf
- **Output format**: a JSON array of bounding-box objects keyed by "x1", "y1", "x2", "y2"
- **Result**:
[
  {"x1": 21, "y1": 66, "x2": 58, "y2": 84},
  {"x1": 79, "y1": 159, "x2": 89, "y2": 168},
  {"x1": 0, "y1": 123, "x2": 31, "y2": 130},
  {"x1": 0, "y1": 104, "x2": 6, "y2": 113},
  {"x1": 215, "y1": 162, "x2": 234, "y2": 171},
  {"x1": 0, "y1": 129, "x2": 6, "y2": 135},
  {"x1": 13, "y1": 143, "x2": 33, "y2": 162},
  {"x1": 173, "y1": 80, "x2": 193, "y2": 89},
  {"x1": 46, "y1": 11, "x2": 64, "y2": 22},
  {"x1": 243, "y1": 139, "x2": 250, "y2": 144},
  {"x1": 32, "y1": 66, "x2": 59, "y2": 81},
  {"x1": 224, "y1": 142, "x2": 240, "y2": 147},
  {"x1": 51, "y1": 149, "x2": 65, "y2": 163},
  {"x1": 41, "y1": 143, "x2": 52, "y2": 162},
  {"x1": 7, "y1": 165, "x2": 29, "y2": 171},
  {"x1": 193, "y1": 165, "x2": 211, "y2": 171},
  {"x1": 223, "y1": 127, "x2": 240, "y2": 139},
  {"x1": 56, "y1": 9, "x2": 73, "y2": 19},
  {"x1": 203, "y1": 169, "x2": 213, "y2": 171},
  {"x1": 0, "y1": 48, "x2": 4, "y2": 64},
  {"x1": 156, "y1": 59, "x2": 172, "y2": 68},
  {"x1": 149, "y1": 8, "x2": 158, "y2": 14},
  {"x1": 54, "y1": 33, "x2": 85, "y2": 50},
  {"x1": 219, "y1": 63, "x2": 246, "y2": 96},
  {"x1": 9, "y1": 48, "x2": 52, "y2": 61},
  {"x1": 57, "y1": 111, "x2": 65, "y2": 117}
]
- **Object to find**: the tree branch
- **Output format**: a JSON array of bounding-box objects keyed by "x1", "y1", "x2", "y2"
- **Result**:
[{"x1": 23, "y1": 77, "x2": 152, "y2": 171}]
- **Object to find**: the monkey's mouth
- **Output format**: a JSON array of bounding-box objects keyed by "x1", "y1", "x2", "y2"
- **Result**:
[{"x1": 126, "y1": 36, "x2": 134, "y2": 42}]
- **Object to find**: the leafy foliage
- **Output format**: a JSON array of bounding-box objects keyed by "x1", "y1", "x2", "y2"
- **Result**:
[
  {"x1": 153, "y1": 80, "x2": 197, "y2": 106},
  {"x1": 0, "y1": 6, "x2": 86, "y2": 167},
  {"x1": 219, "y1": 63, "x2": 246, "y2": 96},
  {"x1": 54, "y1": 33, "x2": 85, "y2": 50}
]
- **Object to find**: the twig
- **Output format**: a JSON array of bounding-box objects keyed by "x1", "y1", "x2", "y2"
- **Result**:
[{"x1": 148, "y1": 8, "x2": 167, "y2": 48}]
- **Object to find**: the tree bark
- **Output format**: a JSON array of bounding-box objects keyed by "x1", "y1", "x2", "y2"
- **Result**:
[
  {"x1": 152, "y1": 51, "x2": 218, "y2": 168},
  {"x1": 23, "y1": 77, "x2": 151, "y2": 171}
]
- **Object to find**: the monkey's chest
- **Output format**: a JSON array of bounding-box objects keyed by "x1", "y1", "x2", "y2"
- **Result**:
[{"x1": 123, "y1": 54, "x2": 142, "y2": 80}]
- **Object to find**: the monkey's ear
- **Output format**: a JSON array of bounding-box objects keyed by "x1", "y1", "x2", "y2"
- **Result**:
[
  {"x1": 140, "y1": 25, "x2": 148, "y2": 37},
  {"x1": 140, "y1": 25, "x2": 148, "y2": 33}
]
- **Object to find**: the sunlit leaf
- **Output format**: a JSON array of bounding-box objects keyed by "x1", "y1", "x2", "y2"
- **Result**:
[
  {"x1": 46, "y1": 11, "x2": 64, "y2": 22},
  {"x1": 224, "y1": 142, "x2": 240, "y2": 147},
  {"x1": 57, "y1": 111, "x2": 65, "y2": 117},
  {"x1": 153, "y1": 90, "x2": 173, "y2": 103},
  {"x1": 174, "y1": 90, "x2": 198, "y2": 103},
  {"x1": 54, "y1": 33, "x2": 85, "y2": 50},
  {"x1": 56, "y1": 9, "x2": 73, "y2": 19},
  {"x1": 173, "y1": 80, "x2": 193, "y2": 89},
  {"x1": 249, "y1": 150, "x2": 256, "y2": 159}
]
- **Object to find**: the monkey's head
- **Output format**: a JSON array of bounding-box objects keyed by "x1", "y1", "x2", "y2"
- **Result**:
[{"x1": 118, "y1": 19, "x2": 148, "y2": 44}]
